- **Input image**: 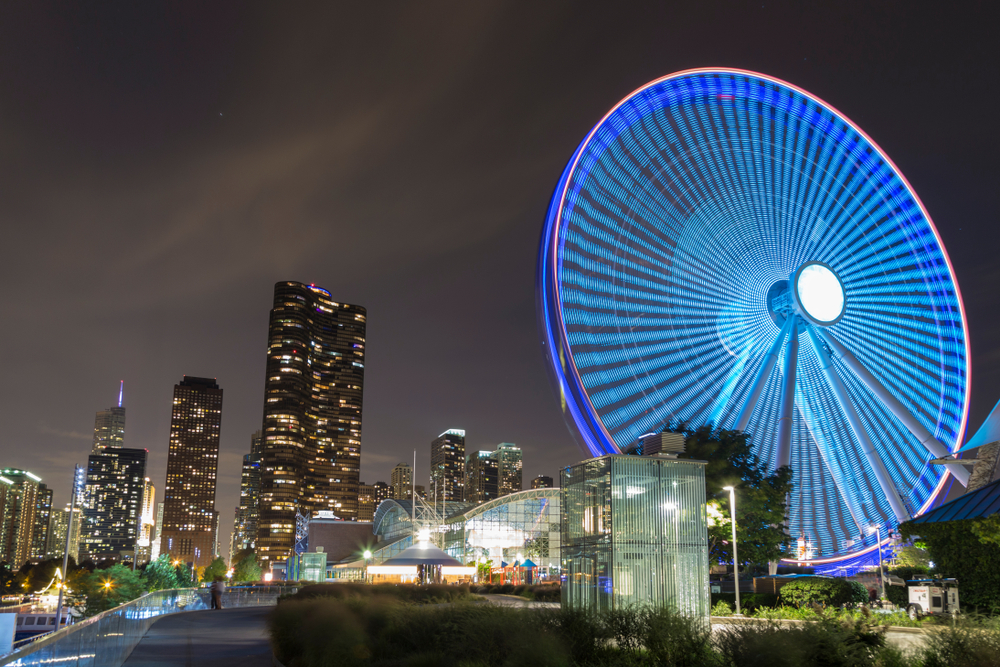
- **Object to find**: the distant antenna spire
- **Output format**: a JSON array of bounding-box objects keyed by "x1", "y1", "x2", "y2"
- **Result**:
[{"x1": 118, "y1": 380, "x2": 124, "y2": 408}]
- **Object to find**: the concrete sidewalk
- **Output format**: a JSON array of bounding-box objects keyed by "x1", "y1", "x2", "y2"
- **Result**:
[{"x1": 122, "y1": 607, "x2": 273, "y2": 667}]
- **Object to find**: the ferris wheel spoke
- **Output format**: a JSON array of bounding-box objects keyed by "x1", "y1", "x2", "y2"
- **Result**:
[
  {"x1": 775, "y1": 319, "x2": 799, "y2": 470},
  {"x1": 816, "y1": 328, "x2": 971, "y2": 487},
  {"x1": 806, "y1": 325, "x2": 911, "y2": 523},
  {"x1": 734, "y1": 316, "x2": 796, "y2": 432}
]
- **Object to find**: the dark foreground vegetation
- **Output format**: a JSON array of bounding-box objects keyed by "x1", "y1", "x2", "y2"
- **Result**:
[
  {"x1": 470, "y1": 582, "x2": 561, "y2": 602},
  {"x1": 269, "y1": 588, "x2": 1000, "y2": 667}
]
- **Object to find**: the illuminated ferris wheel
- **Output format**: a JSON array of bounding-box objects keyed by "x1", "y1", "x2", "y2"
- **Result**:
[{"x1": 538, "y1": 68, "x2": 970, "y2": 564}]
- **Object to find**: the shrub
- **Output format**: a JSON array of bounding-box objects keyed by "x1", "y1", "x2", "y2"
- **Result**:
[
  {"x1": 712, "y1": 599, "x2": 734, "y2": 616},
  {"x1": 919, "y1": 617, "x2": 1000, "y2": 667},
  {"x1": 288, "y1": 582, "x2": 471, "y2": 604},
  {"x1": 710, "y1": 592, "x2": 779, "y2": 611},
  {"x1": 847, "y1": 580, "x2": 869, "y2": 606},
  {"x1": 779, "y1": 577, "x2": 857, "y2": 608}
]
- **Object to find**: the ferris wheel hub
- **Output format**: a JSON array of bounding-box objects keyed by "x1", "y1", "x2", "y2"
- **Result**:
[{"x1": 792, "y1": 261, "x2": 845, "y2": 326}]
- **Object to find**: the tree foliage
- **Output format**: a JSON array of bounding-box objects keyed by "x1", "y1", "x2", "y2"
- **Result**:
[
  {"x1": 232, "y1": 549, "x2": 262, "y2": 583},
  {"x1": 143, "y1": 555, "x2": 181, "y2": 591},
  {"x1": 899, "y1": 517, "x2": 1000, "y2": 611},
  {"x1": 674, "y1": 424, "x2": 794, "y2": 570},
  {"x1": 76, "y1": 564, "x2": 147, "y2": 616},
  {"x1": 202, "y1": 557, "x2": 227, "y2": 583}
]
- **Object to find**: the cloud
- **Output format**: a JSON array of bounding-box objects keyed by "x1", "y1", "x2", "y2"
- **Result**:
[{"x1": 39, "y1": 424, "x2": 92, "y2": 441}]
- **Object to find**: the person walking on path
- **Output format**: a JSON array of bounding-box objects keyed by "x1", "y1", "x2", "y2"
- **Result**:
[{"x1": 210, "y1": 577, "x2": 226, "y2": 610}]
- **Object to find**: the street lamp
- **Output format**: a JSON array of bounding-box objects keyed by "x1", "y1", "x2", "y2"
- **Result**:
[
  {"x1": 868, "y1": 525, "x2": 885, "y2": 602},
  {"x1": 363, "y1": 550, "x2": 373, "y2": 584},
  {"x1": 723, "y1": 486, "x2": 741, "y2": 615}
]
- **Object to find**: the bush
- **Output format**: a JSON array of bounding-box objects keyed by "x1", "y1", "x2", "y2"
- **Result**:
[
  {"x1": 847, "y1": 580, "x2": 869, "y2": 606},
  {"x1": 710, "y1": 592, "x2": 779, "y2": 611},
  {"x1": 288, "y1": 582, "x2": 472, "y2": 604},
  {"x1": 715, "y1": 611, "x2": 889, "y2": 667},
  {"x1": 779, "y1": 577, "x2": 858, "y2": 608}
]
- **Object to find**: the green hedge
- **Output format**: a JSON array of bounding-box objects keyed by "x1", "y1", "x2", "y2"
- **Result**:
[
  {"x1": 710, "y1": 592, "x2": 779, "y2": 611},
  {"x1": 779, "y1": 577, "x2": 866, "y2": 607}
]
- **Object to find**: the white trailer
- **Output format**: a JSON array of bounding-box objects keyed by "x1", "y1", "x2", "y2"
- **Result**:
[{"x1": 907, "y1": 578, "x2": 959, "y2": 619}]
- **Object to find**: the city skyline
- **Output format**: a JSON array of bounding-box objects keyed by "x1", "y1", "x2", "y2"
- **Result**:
[{"x1": 2, "y1": 3, "x2": 998, "y2": 563}]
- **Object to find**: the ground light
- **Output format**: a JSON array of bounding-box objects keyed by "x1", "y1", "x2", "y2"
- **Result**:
[{"x1": 723, "y1": 485, "x2": 740, "y2": 615}]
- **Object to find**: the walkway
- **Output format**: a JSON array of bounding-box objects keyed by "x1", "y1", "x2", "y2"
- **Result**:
[{"x1": 122, "y1": 607, "x2": 273, "y2": 667}]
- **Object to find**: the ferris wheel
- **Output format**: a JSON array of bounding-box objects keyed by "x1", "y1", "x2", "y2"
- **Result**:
[{"x1": 538, "y1": 68, "x2": 970, "y2": 563}]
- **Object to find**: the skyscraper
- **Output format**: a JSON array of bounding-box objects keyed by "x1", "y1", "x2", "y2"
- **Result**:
[
  {"x1": 135, "y1": 478, "x2": 156, "y2": 564},
  {"x1": 80, "y1": 448, "x2": 148, "y2": 560},
  {"x1": 159, "y1": 376, "x2": 223, "y2": 568},
  {"x1": 47, "y1": 505, "x2": 82, "y2": 562},
  {"x1": 150, "y1": 502, "x2": 164, "y2": 561},
  {"x1": 430, "y1": 429, "x2": 466, "y2": 502},
  {"x1": 531, "y1": 475, "x2": 554, "y2": 489},
  {"x1": 92, "y1": 382, "x2": 126, "y2": 452},
  {"x1": 0, "y1": 469, "x2": 47, "y2": 567},
  {"x1": 232, "y1": 430, "x2": 263, "y2": 555},
  {"x1": 257, "y1": 282, "x2": 367, "y2": 563},
  {"x1": 373, "y1": 481, "x2": 390, "y2": 506},
  {"x1": 358, "y1": 483, "x2": 376, "y2": 522},
  {"x1": 390, "y1": 463, "x2": 412, "y2": 500},
  {"x1": 465, "y1": 451, "x2": 499, "y2": 504},
  {"x1": 495, "y1": 443, "x2": 523, "y2": 497},
  {"x1": 32, "y1": 483, "x2": 53, "y2": 559}
]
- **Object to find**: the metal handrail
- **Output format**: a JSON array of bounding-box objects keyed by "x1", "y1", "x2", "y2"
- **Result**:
[{"x1": 0, "y1": 585, "x2": 296, "y2": 667}]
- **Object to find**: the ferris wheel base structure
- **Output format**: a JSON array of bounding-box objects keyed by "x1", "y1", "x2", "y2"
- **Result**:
[{"x1": 538, "y1": 68, "x2": 976, "y2": 569}]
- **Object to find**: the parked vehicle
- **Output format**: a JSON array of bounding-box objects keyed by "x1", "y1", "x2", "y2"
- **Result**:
[{"x1": 906, "y1": 578, "x2": 959, "y2": 619}]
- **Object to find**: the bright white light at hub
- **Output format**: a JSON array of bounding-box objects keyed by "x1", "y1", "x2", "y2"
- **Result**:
[{"x1": 796, "y1": 263, "x2": 844, "y2": 323}]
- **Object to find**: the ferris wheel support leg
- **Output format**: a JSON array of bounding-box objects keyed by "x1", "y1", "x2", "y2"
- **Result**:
[
  {"x1": 807, "y1": 326, "x2": 911, "y2": 524},
  {"x1": 734, "y1": 317, "x2": 796, "y2": 432},
  {"x1": 775, "y1": 320, "x2": 799, "y2": 470},
  {"x1": 815, "y1": 329, "x2": 970, "y2": 487}
]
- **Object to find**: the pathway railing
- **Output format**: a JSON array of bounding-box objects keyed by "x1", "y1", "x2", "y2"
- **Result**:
[{"x1": 0, "y1": 585, "x2": 295, "y2": 667}]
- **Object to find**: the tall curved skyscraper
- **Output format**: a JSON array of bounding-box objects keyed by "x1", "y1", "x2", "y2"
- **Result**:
[{"x1": 257, "y1": 281, "x2": 367, "y2": 563}]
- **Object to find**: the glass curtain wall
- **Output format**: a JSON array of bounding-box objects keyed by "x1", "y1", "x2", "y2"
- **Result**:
[{"x1": 561, "y1": 455, "x2": 708, "y2": 618}]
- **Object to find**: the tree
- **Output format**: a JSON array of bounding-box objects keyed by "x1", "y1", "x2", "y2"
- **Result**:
[
  {"x1": 900, "y1": 517, "x2": 1000, "y2": 610},
  {"x1": 675, "y1": 424, "x2": 794, "y2": 571},
  {"x1": 78, "y1": 564, "x2": 147, "y2": 616},
  {"x1": 232, "y1": 549, "x2": 262, "y2": 583},
  {"x1": 143, "y1": 555, "x2": 180, "y2": 591},
  {"x1": 201, "y1": 557, "x2": 227, "y2": 583}
]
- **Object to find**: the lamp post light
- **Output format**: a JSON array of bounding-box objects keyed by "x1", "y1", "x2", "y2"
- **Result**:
[
  {"x1": 723, "y1": 486, "x2": 741, "y2": 615},
  {"x1": 363, "y1": 550, "x2": 373, "y2": 584},
  {"x1": 868, "y1": 525, "x2": 885, "y2": 602}
]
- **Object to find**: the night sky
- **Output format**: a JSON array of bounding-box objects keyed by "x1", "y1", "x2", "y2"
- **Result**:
[{"x1": 1, "y1": 2, "x2": 997, "y2": 559}]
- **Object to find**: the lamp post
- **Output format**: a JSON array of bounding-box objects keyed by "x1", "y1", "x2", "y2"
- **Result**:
[
  {"x1": 363, "y1": 550, "x2": 373, "y2": 584},
  {"x1": 868, "y1": 525, "x2": 885, "y2": 602},
  {"x1": 723, "y1": 486, "x2": 741, "y2": 615}
]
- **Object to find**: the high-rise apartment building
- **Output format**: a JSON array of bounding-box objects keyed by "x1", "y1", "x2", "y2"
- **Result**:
[
  {"x1": 47, "y1": 505, "x2": 82, "y2": 562},
  {"x1": 390, "y1": 463, "x2": 412, "y2": 500},
  {"x1": 357, "y1": 481, "x2": 391, "y2": 522},
  {"x1": 495, "y1": 443, "x2": 523, "y2": 496},
  {"x1": 81, "y1": 448, "x2": 148, "y2": 560},
  {"x1": 32, "y1": 483, "x2": 53, "y2": 559},
  {"x1": 531, "y1": 475, "x2": 554, "y2": 489},
  {"x1": 232, "y1": 430, "x2": 263, "y2": 555},
  {"x1": 430, "y1": 429, "x2": 466, "y2": 502},
  {"x1": 150, "y1": 502, "x2": 164, "y2": 561},
  {"x1": 358, "y1": 483, "x2": 376, "y2": 522},
  {"x1": 135, "y1": 478, "x2": 156, "y2": 564},
  {"x1": 0, "y1": 469, "x2": 48, "y2": 566},
  {"x1": 159, "y1": 376, "x2": 223, "y2": 568},
  {"x1": 465, "y1": 451, "x2": 499, "y2": 504},
  {"x1": 373, "y1": 481, "x2": 390, "y2": 506},
  {"x1": 257, "y1": 282, "x2": 367, "y2": 563}
]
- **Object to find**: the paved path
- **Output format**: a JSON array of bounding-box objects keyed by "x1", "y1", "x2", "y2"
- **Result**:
[{"x1": 122, "y1": 607, "x2": 273, "y2": 667}]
